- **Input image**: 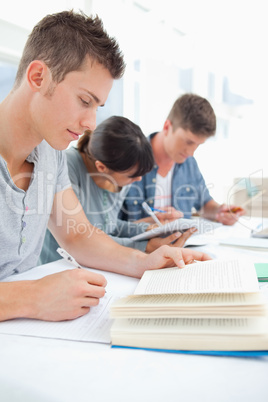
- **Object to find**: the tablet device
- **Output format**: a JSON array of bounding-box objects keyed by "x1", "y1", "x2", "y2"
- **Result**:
[{"x1": 131, "y1": 218, "x2": 221, "y2": 241}]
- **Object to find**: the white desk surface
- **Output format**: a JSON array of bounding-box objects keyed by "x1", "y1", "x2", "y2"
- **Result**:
[{"x1": 1, "y1": 217, "x2": 268, "y2": 402}]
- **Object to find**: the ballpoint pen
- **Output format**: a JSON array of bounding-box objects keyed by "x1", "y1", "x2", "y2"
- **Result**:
[
  {"x1": 142, "y1": 201, "x2": 163, "y2": 227},
  {"x1": 57, "y1": 248, "x2": 107, "y2": 292},
  {"x1": 151, "y1": 207, "x2": 166, "y2": 213},
  {"x1": 57, "y1": 247, "x2": 82, "y2": 269}
]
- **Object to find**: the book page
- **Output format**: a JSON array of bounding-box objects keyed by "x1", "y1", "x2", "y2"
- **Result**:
[
  {"x1": 112, "y1": 292, "x2": 265, "y2": 308},
  {"x1": 110, "y1": 292, "x2": 266, "y2": 319},
  {"x1": 134, "y1": 259, "x2": 259, "y2": 295},
  {"x1": 111, "y1": 316, "x2": 268, "y2": 335}
]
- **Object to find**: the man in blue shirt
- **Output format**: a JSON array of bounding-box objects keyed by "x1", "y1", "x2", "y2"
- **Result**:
[{"x1": 120, "y1": 94, "x2": 245, "y2": 225}]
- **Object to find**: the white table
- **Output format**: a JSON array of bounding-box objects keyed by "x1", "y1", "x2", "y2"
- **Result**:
[{"x1": 1, "y1": 217, "x2": 268, "y2": 402}]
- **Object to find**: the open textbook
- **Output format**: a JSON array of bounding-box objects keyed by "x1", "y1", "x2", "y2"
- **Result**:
[
  {"x1": 110, "y1": 259, "x2": 268, "y2": 351},
  {"x1": 130, "y1": 217, "x2": 222, "y2": 242}
]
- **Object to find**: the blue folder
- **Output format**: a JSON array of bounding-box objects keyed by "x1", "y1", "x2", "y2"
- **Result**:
[{"x1": 112, "y1": 345, "x2": 268, "y2": 357}]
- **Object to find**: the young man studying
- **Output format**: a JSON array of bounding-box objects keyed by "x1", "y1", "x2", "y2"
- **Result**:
[
  {"x1": 0, "y1": 11, "x2": 210, "y2": 322},
  {"x1": 120, "y1": 93, "x2": 246, "y2": 226}
]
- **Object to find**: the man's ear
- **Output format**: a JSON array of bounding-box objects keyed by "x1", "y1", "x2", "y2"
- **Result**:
[
  {"x1": 163, "y1": 119, "x2": 172, "y2": 135},
  {"x1": 26, "y1": 60, "x2": 50, "y2": 92},
  {"x1": 95, "y1": 160, "x2": 109, "y2": 173}
]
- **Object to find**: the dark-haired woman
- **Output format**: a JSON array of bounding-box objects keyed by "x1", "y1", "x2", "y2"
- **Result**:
[{"x1": 40, "y1": 116, "x2": 193, "y2": 264}]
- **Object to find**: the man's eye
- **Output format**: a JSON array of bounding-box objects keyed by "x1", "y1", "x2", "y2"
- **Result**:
[{"x1": 80, "y1": 98, "x2": 90, "y2": 106}]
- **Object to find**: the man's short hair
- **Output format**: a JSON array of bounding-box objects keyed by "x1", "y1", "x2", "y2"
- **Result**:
[
  {"x1": 14, "y1": 10, "x2": 125, "y2": 88},
  {"x1": 167, "y1": 93, "x2": 216, "y2": 137}
]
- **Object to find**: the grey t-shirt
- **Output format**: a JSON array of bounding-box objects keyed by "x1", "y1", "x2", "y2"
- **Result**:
[
  {"x1": 40, "y1": 147, "x2": 149, "y2": 265},
  {"x1": 0, "y1": 140, "x2": 71, "y2": 279}
]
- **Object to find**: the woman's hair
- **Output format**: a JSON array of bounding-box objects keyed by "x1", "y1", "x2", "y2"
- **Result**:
[
  {"x1": 77, "y1": 116, "x2": 154, "y2": 177},
  {"x1": 14, "y1": 10, "x2": 125, "y2": 88}
]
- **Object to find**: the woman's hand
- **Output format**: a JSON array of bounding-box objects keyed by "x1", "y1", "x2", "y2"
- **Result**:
[{"x1": 145, "y1": 227, "x2": 197, "y2": 253}]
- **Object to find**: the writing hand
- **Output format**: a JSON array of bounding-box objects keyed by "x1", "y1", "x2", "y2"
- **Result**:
[
  {"x1": 215, "y1": 203, "x2": 246, "y2": 226},
  {"x1": 136, "y1": 207, "x2": 183, "y2": 225},
  {"x1": 30, "y1": 269, "x2": 107, "y2": 321},
  {"x1": 155, "y1": 206, "x2": 184, "y2": 224}
]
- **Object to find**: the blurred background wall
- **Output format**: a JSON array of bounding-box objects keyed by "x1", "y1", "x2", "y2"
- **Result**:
[{"x1": 1, "y1": 0, "x2": 267, "y2": 212}]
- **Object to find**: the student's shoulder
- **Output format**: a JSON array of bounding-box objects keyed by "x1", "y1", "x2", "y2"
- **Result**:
[
  {"x1": 65, "y1": 146, "x2": 80, "y2": 162},
  {"x1": 178, "y1": 156, "x2": 199, "y2": 169},
  {"x1": 65, "y1": 145, "x2": 78, "y2": 157},
  {"x1": 65, "y1": 146, "x2": 85, "y2": 170}
]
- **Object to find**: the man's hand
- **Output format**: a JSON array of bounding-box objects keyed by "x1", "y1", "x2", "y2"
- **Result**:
[
  {"x1": 0, "y1": 268, "x2": 107, "y2": 322},
  {"x1": 31, "y1": 268, "x2": 107, "y2": 321},
  {"x1": 215, "y1": 203, "x2": 246, "y2": 226},
  {"x1": 135, "y1": 244, "x2": 212, "y2": 277},
  {"x1": 155, "y1": 206, "x2": 184, "y2": 224},
  {"x1": 136, "y1": 206, "x2": 183, "y2": 225},
  {"x1": 145, "y1": 227, "x2": 197, "y2": 253}
]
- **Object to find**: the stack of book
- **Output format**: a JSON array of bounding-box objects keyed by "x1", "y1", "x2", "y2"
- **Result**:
[{"x1": 110, "y1": 259, "x2": 268, "y2": 352}]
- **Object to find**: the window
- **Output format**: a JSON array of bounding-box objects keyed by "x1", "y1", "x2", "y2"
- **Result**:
[{"x1": 0, "y1": 61, "x2": 17, "y2": 101}]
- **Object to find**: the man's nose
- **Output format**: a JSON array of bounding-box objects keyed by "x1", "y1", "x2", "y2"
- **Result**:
[{"x1": 80, "y1": 109, "x2": 97, "y2": 132}]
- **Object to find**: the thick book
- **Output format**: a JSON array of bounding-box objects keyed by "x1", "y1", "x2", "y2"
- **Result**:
[{"x1": 110, "y1": 259, "x2": 268, "y2": 352}]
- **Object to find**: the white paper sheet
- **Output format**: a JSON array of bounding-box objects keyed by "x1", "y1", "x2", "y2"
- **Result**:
[
  {"x1": 0, "y1": 293, "x2": 117, "y2": 343},
  {"x1": 134, "y1": 259, "x2": 259, "y2": 295},
  {"x1": 0, "y1": 259, "x2": 139, "y2": 343}
]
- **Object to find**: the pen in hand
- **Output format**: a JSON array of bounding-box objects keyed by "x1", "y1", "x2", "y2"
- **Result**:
[
  {"x1": 142, "y1": 201, "x2": 163, "y2": 227},
  {"x1": 230, "y1": 190, "x2": 266, "y2": 213},
  {"x1": 151, "y1": 207, "x2": 166, "y2": 213},
  {"x1": 57, "y1": 248, "x2": 107, "y2": 293},
  {"x1": 57, "y1": 247, "x2": 82, "y2": 269}
]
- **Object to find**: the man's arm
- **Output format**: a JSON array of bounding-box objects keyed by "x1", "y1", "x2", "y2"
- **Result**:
[
  {"x1": 0, "y1": 188, "x2": 211, "y2": 323},
  {"x1": 50, "y1": 188, "x2": 211, "y2": 277},
  {"x1": 0, "y1": 268, "x2": 107, "y2": 322}
]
